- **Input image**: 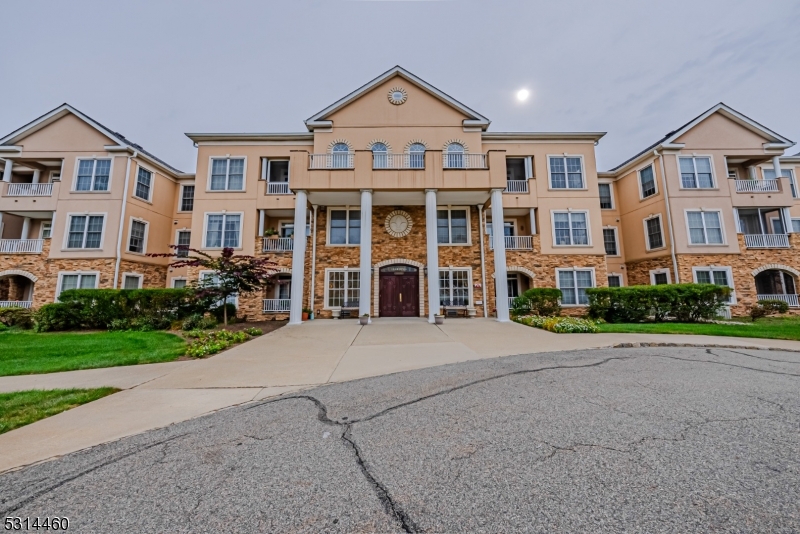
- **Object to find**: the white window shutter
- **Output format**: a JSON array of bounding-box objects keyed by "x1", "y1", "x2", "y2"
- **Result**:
[
  {"x1": 733, "y1": 209, "x2": 742, "y2": 234},
  {"x1": 524, "y1": 156, "x2": 533, "y2": 179}
]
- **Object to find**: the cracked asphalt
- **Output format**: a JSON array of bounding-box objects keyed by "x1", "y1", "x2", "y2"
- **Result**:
[{"x1": 2, "y1": 346, "x2": 800, "y2": 533}]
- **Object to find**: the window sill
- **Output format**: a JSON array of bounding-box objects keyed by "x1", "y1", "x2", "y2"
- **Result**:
[
  {"x1": 205, "y1": 189, "x2": 247, "y2": 193},
  {"x1": 678, "y1": 187, "x2": 718, "y2": 191},
  {"x1": 133, "y1": 196, "x2": 153, "y2": 205},
  {"x1": 201, "y1": 247, "x2": 243, "y2": 251},
  {"x1": 326, "y1": 243, "x2": 360, "y2": 247},
  {"x1": 639, "y1": 194, "x2": 658, "y2": 201},
  {"x1": 71, "y1": 190, "x2": 110, "y2": 194},
  {"x1": 547, "y1": 187, "x2": 588, "y2": 192},
  {"x1": 560, "y1": 304, "x2": 589, "y2": 308},
  {"x1": 126, "y1": 251, "x2": 147, "y2": 256},
  {"x1": 553, "y1": 244, "x2": 592, "y2": 248},
  {"x1": 61, "y1": 248, "x2": 102, "y2": 252},
  {"x1": 687, "y1": 243, "x2": 727, "y2": 247},
  {"x1": 437, "y1": 243, "x2": 472, "y2": 247},
  {"x1": 645, "y1": 246, "x2": 668, "y2": 252}
]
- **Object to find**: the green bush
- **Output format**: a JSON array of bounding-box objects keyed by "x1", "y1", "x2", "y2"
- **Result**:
[
  {"x1": 511, "y1": 288, "x2": 562, "y2": 317},
  {"x1": 181, "y1": 313, "x2": 217, "y2": 331},
  {"x1": 586, "y1": 284, "x2": 730, "y2": 323},
  {"x1": 185, "y1": 329, "x2": 250, "y2": 358},
  {"x1": 243, "y1": 327, "x2": 263, "y2": 336},
  {"x1": 33, "y1": 302, "x2": 83, "y2": 332},
  {"x1": 750, "y1": 299, "x2": 790, "y2": 321},
  {"x1": 0, "y1": 307, "x2": 34, "y2": 329},
  {"x1": 515, "y1": 315, "x2": 598, "y2": 333}
]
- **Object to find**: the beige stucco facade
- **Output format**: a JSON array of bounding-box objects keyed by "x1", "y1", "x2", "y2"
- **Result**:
[{"x1": 1, "y1": 67, "x2": 798, "y2": 319}]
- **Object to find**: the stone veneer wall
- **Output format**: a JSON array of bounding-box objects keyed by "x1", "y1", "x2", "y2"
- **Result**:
[{"x1": 624, "y1": 256, "x2": 673, "y2": 286}]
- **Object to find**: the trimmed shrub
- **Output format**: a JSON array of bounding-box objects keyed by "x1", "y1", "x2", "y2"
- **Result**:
[
  {"x1": 516, "y1": 315, "x2": 598, "y2": 333},
  {"x1": 181, "y1": 313, "x2": 217, "y2": 331},
  {"x1": 587, "y1": 284, "x2": 730, "y2": 323},
  {"x1": 750, "y1": 299, "x2": 790, "y2": 321},
  {"x1": 33, "y1": 302, "x2": 83, "y2": 332},
  {"x1": 0, "y1": 307, "x2": 34, "y2": 329},
  {"x1": 511, "y1": 288, "x2": 562, "y2": 317},
  {"x1": 185, "y1": 329, "x2": 250, "y2": 358}
]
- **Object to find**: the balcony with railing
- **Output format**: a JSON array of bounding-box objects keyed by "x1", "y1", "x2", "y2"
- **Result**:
[
  {"x1": 743, "y1": 234, "x2": 790, "y2": 249},
  {"x1": 757, "y1": 293, "x2": 799, "y2": 308},
  {"x1": 0, "y1": 300, "x2": 33, "y2": 308},
  {"x1": 490, "y1": 235, "x2": 533, "y2": 250},
  {"x1": 0, "y1": 239, "x2": 44, "y2": 254},
  {"x1": 309, "y1": 153, "x2": 354, "y2": 169},
  {"x1": 372, "y1": 153, "x2": 425, "y2": 170},
  {"x1": 262, "y1": 237, "x2": 294, "y2": 253},
  {"x1": 443, "y1": 153, "x2": 487, "y2": 169},
  {"x1": 504, "y1": 180, "x2": 529, "y2": 194},
  {"x1": 734, "y1": 179, "x2": 780, "y2": 193},
  {"x1": 262, "y1": 299, "x2": 291, "y2": 312},
  {"x1": 5, "y1": 183, "x2": 54, "y2": 197},
  {"x1": 267, "y1": 182, "x2": 291, "y2": 195}
]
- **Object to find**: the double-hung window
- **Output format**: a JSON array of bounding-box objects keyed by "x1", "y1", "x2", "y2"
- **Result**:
[
  {"x1": 329, "y1": 209, "x2": 361, "y2": 245},
  {"x1": 437, "y1": 208, "x2": 469, "y2": 244},
  {"x1": 123, "y1": 274, "x2": 142, "y2": 290},
  {"x1": 679, "y1": 156, "x2": 714, "y2": 189},
  {"x1": 180, "y1": 185, "x2": 194, "y2": 211},
  {"x1": 209, "y1": 158, "x2": 245, "y2": 191},
  {"x1": 128, "y1": 220, "x2": 147, "y2": 253},
  {"x1": 439, "y1": 269, "x2": 470, "y2": 307},
  {"x1": 549, "y1": 156, "x2": 583, "y2": 189},
  {"x1": 644, "y1": 215, "x2": 664, "y2": 250},
  {"x1": 176, "y1": 230, "x2": 191, "y2": 258},
  {"x1": 135, "y1": 167, "x2": 152, "y2": 200},
  {"x1": 694, "y1": 267, "x2": 734, "y2": 303},
  {"x1": 557, "y1": 269, "x2": 594, "y2": 305},
  {"x1": 40, "y1": 221, "x2": 52, "y2": 239},
  {"x1": 687, "y1": 211, "x2": 723, "y2": 245},
  {"x1": 553, "y1": 211, "x2": 588, "y2": 246},
  {"x1": 204, "y1": 213, "x2": 241, "y2": 248},
  {"x1": 326, "y1": 270, "x2": 360, "y2": 308},
  {"x1": 603, "y1": 228, "x2": 618, "y2": 255},
  {"x1": 75, "y1": 159, "x2": 111, "y2": 191},
  {"x1": 763, "y1": 168, "x2": 797, "y2": 198},
  {"x1": 67, "y1": 215, "x2": 104, "y2": 249},
  {"x1": 58, "y1": 272, "x2": 97, "y2": 298},
  {"x1": 599, "y1": 183, "x2": 613, "y2": 209},
  {"x1": 639, "y1": 165, "x2": 657, "y2": 198}
]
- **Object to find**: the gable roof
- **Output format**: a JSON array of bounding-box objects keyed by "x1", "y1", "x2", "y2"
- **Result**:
[
  {"x1": 305, "y1": 66, "x2": 491, "y2": 131},
  {"x1": 0, "y1": 103, "x2": 186, "y2": 176},
  {"x1": 607, "y1": 103, "x2": 795, "y2": 174}
]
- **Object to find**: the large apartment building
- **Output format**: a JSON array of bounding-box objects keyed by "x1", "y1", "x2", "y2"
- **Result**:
[{"x1": 1, "y1": 67, "x2": 798, "y2": 322}]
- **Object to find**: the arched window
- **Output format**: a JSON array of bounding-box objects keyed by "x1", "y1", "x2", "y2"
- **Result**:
[
  {"x1": 408, "y1": 143, "x2": 425, "y2": 169},
  {"x1": 445, "y1": 143, "x2": 465, "y2": 169},
  {"x1": 371, "y1": 142, "x2": 388, "y2": 169},
  {"x1": 331, "y1": 142, "x2": 351, "y2": 168}
]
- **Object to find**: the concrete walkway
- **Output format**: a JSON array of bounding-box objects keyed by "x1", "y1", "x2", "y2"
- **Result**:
[{"x1": 2, "y1": 317, "x2": 800, "y2": 473}]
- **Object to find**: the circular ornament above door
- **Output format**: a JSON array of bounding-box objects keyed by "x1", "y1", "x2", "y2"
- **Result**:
[{"x1": 385, "y1": 210, "x2": 413, "y2": 238}]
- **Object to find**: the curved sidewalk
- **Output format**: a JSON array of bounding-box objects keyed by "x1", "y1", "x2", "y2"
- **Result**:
[{"x1": 2, "y1": 318, "x2": 799, "y2": 473}]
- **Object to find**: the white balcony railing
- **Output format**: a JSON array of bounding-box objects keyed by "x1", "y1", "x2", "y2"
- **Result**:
[
  {"x1": 757, "y1": 294, "x2": 800, "y2": 308},
  {"x1": 443, "y1": 153, "x2": 487, "y2": 169},
  {"x1": 504, "y1": 180, "x2": 529, "y2": 194},
  {"x1": 0, "y1": 301, "x2": 33, "y2": 308},
  {"x1": 263, "y1": 299, "x2": 291, "y2": 312},
  {"x1": 267, "y1": 182, "x2": 290, "y2": 195},
  {"x1": 743, "y1": 234, "x2": 789, "y2": 249},
  {"x1": 309, "y1": 153, "x2": 354, "y2": 169},
  {"x1": 735, "y1": 179, "x2": 780, "y2": 193},
  {"x1": 490, "y1": 236, "x2": 533, "y2": 250},
  {"x1": 5, "y1": 183, "x2": 53, "y2": 196},
  {"x1": 262, "y1": 237, "x2": 294, "y2": 252},
  {"x1": 0, "y1": 239, "x2": 44, "y2": 254},
  {"x1": 372, "y1": 153, "x2": 425, "y2": 170}
]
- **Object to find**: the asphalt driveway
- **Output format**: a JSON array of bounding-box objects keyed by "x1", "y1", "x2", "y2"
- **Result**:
[{"x1": 2, "y1": 346, "x2": 799, "y2": 533}]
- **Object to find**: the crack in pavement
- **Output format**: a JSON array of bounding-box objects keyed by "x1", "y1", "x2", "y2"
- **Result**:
[{"x1": 712, "y1": 348, "x2": 800, "y2": 365}]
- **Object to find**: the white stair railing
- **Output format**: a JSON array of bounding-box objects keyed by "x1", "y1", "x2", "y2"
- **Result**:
[
  {"x1": 262, "y1": 237, "x2": 294, "y2": 252},
  {"x1": 504, "y1": 180, "x2": 529, "y2": 193},
  {"x1": 0, "y1": 239, "x2": 44, "y2": 253},
  {"x1": 757, "y1": 294, "x2": 799, "y2": 307},
  {"x1": 735, "y1": 179, "x2": 780, "y2": 193},
  {"x1": 267, "y1": 182, "x2": 290, "y2": 195},
  {"x1": 743, "y1": 234, "x2": 789, "y2": 248},
  {"x1": 443, "y1": 153, "x2": 487, "y2": 169},
  {"x1": 309, "y1": 153, "x2": 354, "y2": 169},
  {"x1": 6, "y1": 183, "x2": 54, "y2": 196},
  {"x1": 263, "y1": 299, "x2": 291, "y2": 312},
  {"x1": 0, "y1": 301, "x2": 33, "y2": 308}
]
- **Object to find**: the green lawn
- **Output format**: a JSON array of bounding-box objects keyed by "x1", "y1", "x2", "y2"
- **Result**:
[
  {"x1": 0, "y1": 330, "x2": 186, "y2": 376},
  {"x1": 597, "y1": 315, "x2": 800, "y2": 341},
  {"x1": 0, "y1": 388, "x2": 119, "y2": 434}
]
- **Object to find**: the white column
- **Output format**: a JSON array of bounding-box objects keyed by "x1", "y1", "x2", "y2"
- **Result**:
[
  {"x1": 425, "y1": 189, "x2": 440, "y2": 323},
  {"x1": 32, "y1": 170, "x2": 41, "y2": 184},
  {"x1": 491, "y1": 189, "x2": 510, "y2": 322},
  {"x1": 748, "y1": 166, "x2": 757, "y2": 180},
  {"x1": 288, "y1": 190, "x2": 308, "y2": 325},
  {"x1": 529, "y1": 208, "x2": 536, "y2": 235},
  {"x1": 21, "y1": 217, "x2": 31, "y2": 240},
  {"x1": 258, "y1": 209, "x2": 265, "y2": 236},
  {"x1": 773, "y1": 156, "x2": 783, "y2": 179},
  {"x1": 2, "y1": 160, "x2": 11, "y2": 182},
  {"x1": 359, "y1": 190, "x2": 373, "y2": 320}
]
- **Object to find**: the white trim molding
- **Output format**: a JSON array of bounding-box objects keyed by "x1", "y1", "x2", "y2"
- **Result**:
[{"x1": 751, "y1": 264, "x2": 800, "y2": 277}]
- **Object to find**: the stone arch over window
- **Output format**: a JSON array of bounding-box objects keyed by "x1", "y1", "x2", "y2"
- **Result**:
[
  {"x1": 372, "y1": 258, "x2": 426, "y2": 318},
  {"x1": 404, "y1": 140, "x2": 429, "y2": 152},
  {"x1": 443, "y1": 140, "x2": 468, "y2": 152},
  {"x1": 751, "y1": 264, "x2": 800, "y2": 277},
  {"x1": 506, "y1": 266, "x2": 536, "y2": 281},
  {"x1": 0, "y1": 269, "x2": 38, "y2": 282},
  {"x1": 366, "y1": 139, "x2": 392, "y2": 152},
  {"x1": 327, "y1": 139, "x2": 353, "y2": 152}
]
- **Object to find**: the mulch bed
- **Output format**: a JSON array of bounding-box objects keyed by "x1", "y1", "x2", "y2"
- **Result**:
[{"x1": 211, "y1": 320, "x2": 287, "y2": 334}]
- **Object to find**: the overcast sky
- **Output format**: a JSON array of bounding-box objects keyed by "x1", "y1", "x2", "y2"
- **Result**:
[{"x1": 1, "y1": 0, "x2": 798, "y2": 173}]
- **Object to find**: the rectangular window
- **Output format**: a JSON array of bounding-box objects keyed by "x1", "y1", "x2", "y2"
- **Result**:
[
  {"x1": 267, "y1": 160, "x2": 289, "y2": 183},
  {"x1": 204, "y1": 213, "x2": 241, "y2": 248},
  {"x1": 679, "y1": 156, "x2": 714, "y2": 188},
  {"x1": 123, "y1": 274, "x2": 142, "y2": 290},
  {"x1": 506, "y1": 158, "x2": 526, "y2": 181},
  {"x1": 209, "y1": 158, "x2": 245, "y2": 191},
  {"x1": 439, "y1": 269, "x2": 470, "y2": 307},
  {"x1": 176, "y1": 230, "x2": 191, "y2": 258},
  {"x1": 653, "y1": 272, "x2": 669, "y2": 285},
  {"x1": 135, "y1": 167, "x2": 152, "y2": 200},
  {"x1": 645, "y1": 216, "x2": 664, "y2": 250},
  {"x1": 437, "y1": 209, "x2": 469, "y2": 244},
  {"x1": 549, "y1": 156, "x2": 584, "y2": 189},
  {"x1": 326, "y1": 270, "x2": 360, "y2": 308},
  {"x1": 128, "y1": 220, "x2": 147, "y2": 253},
  {"x1": 639, "y1": 165, "x2": 657, "y2": 198},
  {"x1": 75, "y1": 159, "x2": 111, "y2": 191},
  {"x1": 557, "y1": 269, "x2": 594, "y2": 305},
  {"x1": 180, "y1": 185, "x2": 195, "y2": 211},
  {"x1": 687, "y1": 211, "x2": 723, "y2": 244},
  {"x1": 598, "y1": 183, "x2": 613, "y2": 209},
  {"x1": 603, "y1": 228, "x2": 618, "y2": 255},
  {"x1": 793, "y1": 219, "x2": 800, "y2": 233},
  {"x1": 40, "y1": 221, "x2": 52, "y2": 239},
  {"x1": 67, "y1": 215, "x2": 104, "y2": 249},
  {"x1": 172, "y1": 279, "x2": 187, "y2": 289},
  {"x1": 607, "y1": 275, "x2": 622, "y2": 287},
  {"x1": 553, "y1": 211, "x2": 588, "y2": 246},
  {"x1": 58, "y1": 272, "x2": 97, "y2": 298},
  {"x1": 201, "y1": 272, "x2": 237, "y2": 305},
  {"x1": 764, "y1": 168, "x2": 797, "y2": 198},
  {"x1": 694, "y1": 267, "x2": 734, "y2": 303},
  {"x1": 329, "y1": 210, "x2": 361, "y2": 245}
]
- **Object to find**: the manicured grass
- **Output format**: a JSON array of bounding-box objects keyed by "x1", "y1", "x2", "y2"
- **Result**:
[
  {"x1": 596, "y1": 315, "x2": 800, "y2": 341},
  {"x1": 0, "y1": 330, "x2": 186, "y2": 376},
  {"x1": 0, "y1": 388, "x2": 119, "y2": 434}
]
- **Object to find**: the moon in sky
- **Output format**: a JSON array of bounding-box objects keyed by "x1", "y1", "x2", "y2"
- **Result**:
[{"x1": 516, "y1": 89, "x2": 530, "y2": 102}]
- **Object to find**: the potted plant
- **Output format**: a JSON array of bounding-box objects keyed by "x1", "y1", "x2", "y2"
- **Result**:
[
  {"x1": 264, "y1": 228, "x2": 279, "y2": 239},
  {"x1": 302, "y1": 308, "x2": 311, "y2": 321},
  {"x1": 434, "y1": 314, "x2": 444, "y2": 325},
  {"x1": 359, "y1": 313, "x2": 370, "y2": 325},
  {"x1": 331, "y1": 308, "x2": 341, "y2": 319}
]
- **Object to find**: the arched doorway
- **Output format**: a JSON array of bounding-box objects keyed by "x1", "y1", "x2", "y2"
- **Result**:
[
  {"x1": 755, "y1": 268, "x2": 798, "y2": 308},
  {"x1": 379, "y1": 264, "x2": 420, "y2": 317},
  {"x1": 0, "y1": 270, "x2": 37, "y2": 308}
]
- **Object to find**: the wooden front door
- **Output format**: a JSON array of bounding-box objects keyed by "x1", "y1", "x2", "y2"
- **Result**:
[{"x1": 379, "y1": 265, "x2": 419, "y2": 317}]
